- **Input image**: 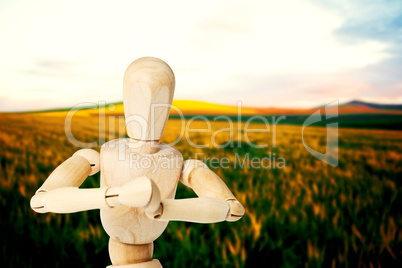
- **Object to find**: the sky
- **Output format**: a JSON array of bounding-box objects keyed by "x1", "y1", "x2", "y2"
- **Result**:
[{"x1": 0, "y1": 0, "x2": 401, "y2": 111}]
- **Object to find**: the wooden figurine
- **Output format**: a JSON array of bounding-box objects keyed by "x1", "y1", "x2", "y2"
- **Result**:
[{"x1": 30, "y1": 57, "x2": 245, "y2": 267}]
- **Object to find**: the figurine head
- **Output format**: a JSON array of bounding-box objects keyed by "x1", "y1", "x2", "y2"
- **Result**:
[{"x1": 123, "y1": 57, "x2": 175, "y2": 142}]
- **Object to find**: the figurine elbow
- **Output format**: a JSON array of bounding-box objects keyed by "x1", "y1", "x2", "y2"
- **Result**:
[{"x1": 73, "y1": 149, "x2": 100, "y2": 175}]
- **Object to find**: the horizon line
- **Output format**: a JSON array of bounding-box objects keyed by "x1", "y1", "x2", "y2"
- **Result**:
[{"x1": 1, "y1": 99, "x2": 402, "y2": 114}]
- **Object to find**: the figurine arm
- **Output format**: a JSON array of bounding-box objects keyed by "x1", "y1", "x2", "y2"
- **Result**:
[
  {"x1": 30, "y1": 177, "x2": 155, "y2": 214},
  {"x1": 34, "y1": 149, "x2": 100, "y2": 193},
  {"x1": 146, "y1": 197, "x2": 231, "y2": 223},
  {"x1": 31, "y1": 149, "x2": 161, "y2": 214},
  {"x1": 179, "y1": 159, "x2": 245, "y2": 222},
  {"x1": 31, "y1": 169, "x2": 235, "y2": 224},
  {"x1": 144, "y1": 160, "x2": 245, "y2": 223},
  {"x1": 30, "y1": 149, "x2": 100, "y2": 212}
]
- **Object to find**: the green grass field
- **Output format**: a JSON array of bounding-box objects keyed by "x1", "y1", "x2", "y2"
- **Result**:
[{"x1": 0, "y1": 112, "x2": 401, "y2": 267}]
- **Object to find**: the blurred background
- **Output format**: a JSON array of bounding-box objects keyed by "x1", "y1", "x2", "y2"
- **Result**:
[{"x1": 0, "y1": 0, "x2": 401, "y2": 267}]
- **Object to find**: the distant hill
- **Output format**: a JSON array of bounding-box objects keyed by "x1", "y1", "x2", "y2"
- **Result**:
[{"x1": 343, "y1": 100, "x2": 402, "y2": 111}]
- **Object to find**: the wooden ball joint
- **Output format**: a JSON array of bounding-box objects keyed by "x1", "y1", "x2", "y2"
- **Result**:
[{"x1": 30, "y1": 57, "x2": 245, "y2": 267}]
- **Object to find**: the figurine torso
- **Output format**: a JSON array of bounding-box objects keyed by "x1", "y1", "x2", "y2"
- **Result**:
[{"x1": 100, "y1": 138, "x2": 183, "y2": 244}]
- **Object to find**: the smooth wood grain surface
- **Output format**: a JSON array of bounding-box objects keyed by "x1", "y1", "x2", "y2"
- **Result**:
[
  {"x1": 123, "y1": 57, "x2": 175, "y2": 142},
  {"x1": 36, "y1": 154, "x2": 91, "y2": 193},
  {"x1": 181, "y1": 159, "x2": 235, "y2": 200},
  {"x1": 100, "y1": 139, "x2": 183, "y2": 245},
  {"x1": 109, "y1": 239, "x2": 154, "y2": 266},
  {"x1": 73, "y1": 148, "x2": 100, "y2": 175},
  {"x1": 31, "y1": 177, "x2": 160, "y2": 214},
  {"x1": 107, "y1": 260, "x2": 162, "y2": 268},
  {"x1": 154, "y1": 197, "x2": 230, "y2": 223},
  {"x1": 180, "y1": 159, "x2": 245, "y2": 221},
  {"x1": 31, "y1": 187, "x2": 109, "y2": 213},
  {"x1": 180, "y1": 159, "x2": 208, "y2": 188},
  {"x1": 117, "y1": 176, "x2": 153, "y2": 208}
]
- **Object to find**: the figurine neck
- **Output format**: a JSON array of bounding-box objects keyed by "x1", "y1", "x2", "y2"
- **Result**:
[{"x1": 127, "y1": 138, "x2": 160, "y2": 154}]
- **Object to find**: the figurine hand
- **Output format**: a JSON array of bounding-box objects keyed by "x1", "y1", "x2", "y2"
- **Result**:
[
  {"x1": 118, "y1": 177, "x2": 153, "y2": 207},
  {"x1": 226, "y1": 199, "x2": 245, "y2": 222}
]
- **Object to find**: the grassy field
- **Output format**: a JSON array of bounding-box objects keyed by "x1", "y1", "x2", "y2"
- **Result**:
[
  {"x1": 0, "y1": 112, "x2": 401, "y2": 267},
  {"x1": 170, "y1": 113, "x2": 402, "y2": 130}
]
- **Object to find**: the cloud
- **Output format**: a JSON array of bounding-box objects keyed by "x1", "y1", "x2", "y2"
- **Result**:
[
  {"x1": 0, "y1": 0, "x2": 400, "y2": 111},
  {"x1": 207, "y1": 72, "x2": 372, "y2": 108},
  {"x1": 304, "y1": 0, "x2": 402, "y2": 105},
  {"x1": 313, "y1": 0, "x2": 402, "y2": 50},
  {"x1": 21, "y1": 59, "x2": 76, "y2": 77},
  {"x1": 0, "y1": 95, "x2": 68, "y2": 111}
]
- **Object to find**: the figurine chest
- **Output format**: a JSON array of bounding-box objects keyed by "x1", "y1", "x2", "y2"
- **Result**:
[{"x1": 99, "y1": 139, "x2": 183, "y2": 244}]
